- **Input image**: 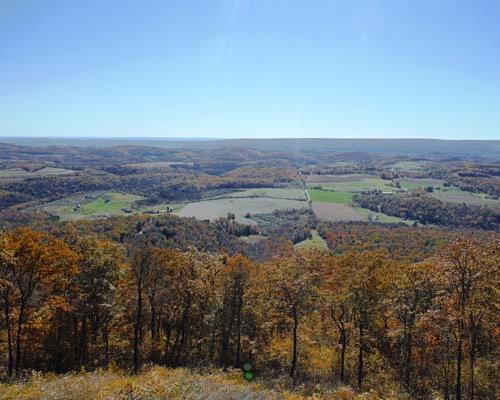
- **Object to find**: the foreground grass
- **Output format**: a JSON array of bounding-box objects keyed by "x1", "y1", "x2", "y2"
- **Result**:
[{"x1": 0, "y1": 366, "x2": 392, "y2": 399}]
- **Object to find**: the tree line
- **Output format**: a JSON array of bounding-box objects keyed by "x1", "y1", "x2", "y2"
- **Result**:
[
  {"x1": 0, "y1": 227, "x2": 498, "y2": 399},
  {"x1": 354, "y1": 192, "x2": 499, "y2": 231}
]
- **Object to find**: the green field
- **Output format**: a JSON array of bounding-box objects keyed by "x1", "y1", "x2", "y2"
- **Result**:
[
  {"x1": 294, "y1": 230, "x2": 329, "y2": 250},
  {"x1": 307, "y1": 190, "x2": 353, "y2": 204},
  {"x1": 227, "y1": 188, "x2": 307, "y2": 201},
  {"x1": 41, "y1": 192, "x2": 145, "y2": 221},
  {"x1": 398, "y1": 178, "x2": 445, "y2": 190},
  {"x1": 307, "y1": 174, "x2": 393, "y2": 192}
]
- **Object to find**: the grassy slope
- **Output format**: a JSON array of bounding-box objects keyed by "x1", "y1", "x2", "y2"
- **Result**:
[
  {"x1": 46, "y1": 192, "x2": 144, "y2": 221},
  {"x1": 227, "y1": 188, "x2": 307, "y2": 201},
  {"x1": 398, "y1": 178, "x2": 444, "y2": 190},
  {"x1": 308, "y1": 177, "x2": 392, "y2": 192},
  {"x1": 0, "y1": 367, "x2": 380, "y2": 400},
  {"x1": 353, "y1": 206, "x2": 411, "y2": 224},
  {"x1": 176, "y1": 197, "x2": 307, "y2": 225},
  {"x1": 431, "y1": 188, "x2": 500, "y2": 208},
  {"x1": 294, "y1": 230, "x2": 329, "y2": 250},
  {"x1": 307, "y1": 190, "x2": 353, "y2": 204}
]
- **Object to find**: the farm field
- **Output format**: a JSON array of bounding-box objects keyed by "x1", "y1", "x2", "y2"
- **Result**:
[
  {"x1": 386, "y1": 160, "x2": 430, "y2": 171},
  {"x1": 307, "y1": 190, "x2": 353, "y2": 204},
  {"x1": 227, "y1": 187, "x2": 307, "y2": 200},
  {"x1": 431, "y1": 189, "x2": 500, "y2": 208},
  {"x1": 352, "y1": 206, "x2": 412, "y2": 224},
  {"x1": 176, "y1": 197, "x2": 308, "y2": 225},
  {"x1": 306, "y1": 173, "x2": 375, "y2": 183},
  {"x1": 311, "y1": 202, "x2": 363, "y2": 222},
  {"x1": 294, "y1": 230, "x2": 328, "y2": 250},
  {"x1": 240, "y1": 234, "x2": 267, "y2": 244},
  {"x1": 0, "y1": 166, "x2": 76, "y2": 179},
  {"x1": 41, "y1": 192, "x2": 144, "y2": 221},
  {"x1": 306, "y1": 188, "x2": 410, "y2": 224},
  {"x1": 398, "y1": 177, "x2": 445, "y2": 190},
  {"x1": 307, "y1": 174, "x2": 393, "y2": 192},
  {"x1": 125, "y1": 161, "x2": 194, "y2": 168}
]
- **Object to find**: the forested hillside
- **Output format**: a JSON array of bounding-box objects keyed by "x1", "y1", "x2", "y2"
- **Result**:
[{"x1": 0, "y1": 226, "x2": 498, "y2": 399}]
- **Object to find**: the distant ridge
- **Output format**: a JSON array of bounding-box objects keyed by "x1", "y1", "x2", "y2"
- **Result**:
[{"x1": 0, "y1": 137, "x2": 499, "y2": 159}]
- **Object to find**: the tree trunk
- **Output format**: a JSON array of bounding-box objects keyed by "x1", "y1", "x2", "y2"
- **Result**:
[
  {"x1": 4, "y1": 298, "x2": 13, "y2": 376},
  {"x1": 469, "y1": 312, "x2": 477, "y2": 400},
  {"x1": 357, "y1": 323, "x2": 364, "y2": 388},
  {"x1": 80, "y1": 316, "x2": 87, "y2": 367},
  {"x1": 235, "y1": 292, "x2": 243, "y2": 367},
  {"x1": 339, "y1": 328, "x2": 347, "y2": 383},
  {"x1": 220, "y1": 299, "x2": 234, "y2": 370},
  {"x1": 405, "y1": 327, "x2": 413, "y2": 390},
  {"x1": 456, "y1": 333, "x2": 462, "y2": 400},
  {"x1": 150, "y1": 302, "x2": 157, "y2": 362},
  {"x1": 133, "y1": 281, "x2": 142, "y2": 374},
  {"x1": 15, "y1": 302, "x2": 26, "y2": 374},
  {"x1": 103, "y1": 318, "x2": 109, "y2": 366},
  {"x1": 164, "y1": 330, "x2": 171, "y2": 366},
  {"x1": 290, "y1": 305, "x2": 298, "y2": 379}
]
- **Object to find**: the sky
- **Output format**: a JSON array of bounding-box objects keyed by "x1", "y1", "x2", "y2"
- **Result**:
[{"x1": 0, "y1": 0, "x2": 499, "y2": 140}]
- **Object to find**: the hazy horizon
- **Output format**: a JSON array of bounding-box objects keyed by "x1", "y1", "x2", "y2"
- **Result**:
[
  {"x1": 1, "y1": 1, "x2": 500, "y2": 140},
  {"x1": 0, "y1": 136, "x2": 499, "y2": 142}
]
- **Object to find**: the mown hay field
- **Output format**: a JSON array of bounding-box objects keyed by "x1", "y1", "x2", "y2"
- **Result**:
[
  {"x1": 307, "y1": 190, "x2": 353, "y2": 204},
  {"x1": 306, "y1": 174, "x2": 392, "y2": 192},
  {"x1": 177, "y1": 197, "x2": 308, "y2": 225},
  {"x1": 311, "y1": 202, "x2": 363, "y2": 222},
  {"x1": 227, "y1": 187, "x2": 307, "y2": 201}
]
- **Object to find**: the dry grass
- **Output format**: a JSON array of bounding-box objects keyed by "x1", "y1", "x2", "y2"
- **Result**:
[
  {"x1": 311, "y1": 202, "x2": 363, "y2": 222},
  {"x1": 0, "y1": 366, "x2": 395, "y2": 399}
]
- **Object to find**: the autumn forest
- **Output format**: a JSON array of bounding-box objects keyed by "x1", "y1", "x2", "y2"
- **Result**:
[{"x1": 0, "y1": 139, "x2": 498, "y2": 399}]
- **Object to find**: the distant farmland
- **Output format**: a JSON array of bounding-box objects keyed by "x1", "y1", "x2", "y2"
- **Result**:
[
  {"x1": 39, "y1": 192, "x2": 144, "y2": 221},
  {"x1": 177, "y1": 197, "x2": 308, "y2": 224},
  {"x1": 307, "y1": 190, "x2": 353, "y2": 204},
  {"x1": 227, "y1": 187, "x2": 307, "y2": 201},
  {"x1": 294, "y1": 230, "x2": 328, "y2": 250},
  {"x1": 0, "y1": 166, "x2": 76, "y2": 179},
  {"x1": 307, "y1": 174, "x2": 393, "y2": 192},
  {"x1": 311, "y1": 202, "x2": 363, "y2": 222},
  {"x1": 431, "y1": 189, "x2": 500, "y2": 208}
]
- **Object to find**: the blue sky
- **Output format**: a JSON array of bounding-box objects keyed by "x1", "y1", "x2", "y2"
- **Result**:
[{"x1": 0, "y1": 0, "x2": 499, "y2": 139}]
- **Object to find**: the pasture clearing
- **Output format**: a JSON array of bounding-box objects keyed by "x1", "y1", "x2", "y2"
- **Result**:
[
  {"x1": 398, "y1": 178, "x2": 445, "y2": 190},
  {"x1": 294, "y1": 230, "x2": 328, "y2": 250},
  {"x1": 125, "y1": 161, "x2": 194, "y2": 168},
  {"x1": 353, "y1": 207, "x2": 413, "y2": 224},
  {"x1": 431, "y1": 189, "x2": 500, "y2": 208},
  {"x1": 307, "y1": 174, "x2": 393, "y2": 192},
  {"x1": 41, "y1": 192, "x2": 144, "y2": 221},
  {"x1": 307, "y1": 190, "x2": 353, "y2": 204},
  {"x1": 0, "y1": 166, "x2": 76, "y2": 179},
  {"x1": 311, "y1": 202, "x2": 363, "y2": 222},
  {"x1": 240, "y1": 234, "x2": 268, "y2": 245},
  {"x1": 227, "y1": 188, "x2": 307, "y2": 200},
  {"x1": 306, "y1": 173, "x2": 374, "y2": 183},
  {"x1": 176, "y1": 197, "x2": 308, "y2": 225},
  {"x1": 386, "y1": 160, "x2": 430, "y2": 171}
]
